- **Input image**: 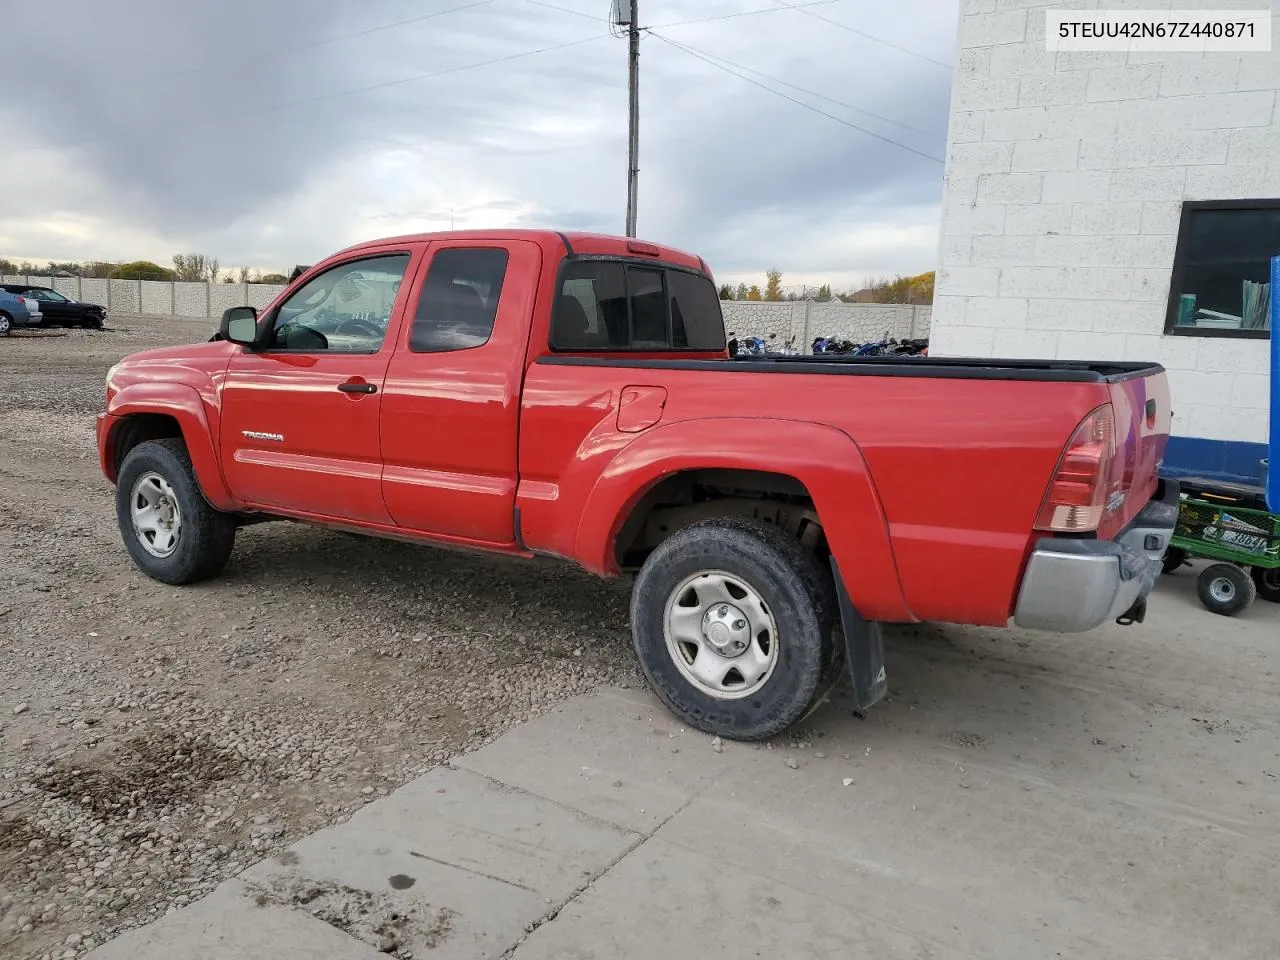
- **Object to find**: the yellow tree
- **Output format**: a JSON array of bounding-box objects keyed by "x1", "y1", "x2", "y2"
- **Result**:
[{"x1": 764, "y1": 269, "x2": 784, "y2": 301}]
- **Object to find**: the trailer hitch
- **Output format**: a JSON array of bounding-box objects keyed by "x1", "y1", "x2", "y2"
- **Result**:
[{"x1": 1115, "y1": 596, "x2": 1147, "y2": 626}]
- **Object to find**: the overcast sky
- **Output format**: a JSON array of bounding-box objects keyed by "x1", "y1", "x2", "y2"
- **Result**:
[{"x1": 0, "y1": 0, "x2": 956, "y2": 291}]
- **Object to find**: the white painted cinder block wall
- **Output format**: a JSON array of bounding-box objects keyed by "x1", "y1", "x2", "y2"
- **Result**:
[{"x1": 932, "y1": 0, "x2": 1279, "y2": 446}]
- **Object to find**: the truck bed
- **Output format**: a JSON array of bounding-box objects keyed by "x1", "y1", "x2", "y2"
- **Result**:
[{"x1": 520, "y1": 352, "x2": 1171, "y2": 628}]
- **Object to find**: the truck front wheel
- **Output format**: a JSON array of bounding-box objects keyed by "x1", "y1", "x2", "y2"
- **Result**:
[
  {"x1": 115, "y1": 438, "x2": 236, "y2": 585},
  {"x1": 630, "y1": 518, "x2": 835, "y2": 741}
]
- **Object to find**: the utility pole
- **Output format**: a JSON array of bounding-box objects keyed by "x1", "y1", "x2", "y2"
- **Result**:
[{"x1": 620, "y1": 0, "x2": 640, "y2": 237}]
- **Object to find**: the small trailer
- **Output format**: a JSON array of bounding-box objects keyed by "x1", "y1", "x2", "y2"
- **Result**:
[{"x1": 1162, "y1": 473, "x2": 1280, "y2": 616}]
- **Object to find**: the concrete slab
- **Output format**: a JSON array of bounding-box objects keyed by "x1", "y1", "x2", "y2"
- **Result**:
[
  {"x1": 241, "y1": 766, "x2": 639, "y2": 960},
  {"x1": 84, "y1": 879, "x2": 385, "y2": 960},
  {"x1": 81, "y1": 581, "x2": 1280, "y2": 960},
  {"x1": 454, "y1": 686, "x2": 745, "y2": 833},
  {"x1": 512, "y1": 837, "x2": 943, "y2": 960}
]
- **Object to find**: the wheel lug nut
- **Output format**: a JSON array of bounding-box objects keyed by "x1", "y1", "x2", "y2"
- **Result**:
[
  {"x1": 733, "y1": 619, "x2": 746, "y2": 630},
  {"x1": 718, "y1": 605, "x2": 728, "y2": 616}
]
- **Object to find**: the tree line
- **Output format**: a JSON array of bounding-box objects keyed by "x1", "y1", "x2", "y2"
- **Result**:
[
  {"x1": 717, "y1": 269, "x2": 934, "y2": 305},
  {"x1": 0, "y1": 255, "x2": 287, "y2": 285}
]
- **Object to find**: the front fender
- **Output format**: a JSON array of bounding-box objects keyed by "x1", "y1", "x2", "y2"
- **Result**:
[
  {"x1": 573, "y1": 417, "x2": 915, "y2": 623},
  {"x1": 102, "y1": 382, "x2": 237, "y2": 511}
]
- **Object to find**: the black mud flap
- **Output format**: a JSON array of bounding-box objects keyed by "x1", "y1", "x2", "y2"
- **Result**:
[{"x1": 829, "y1": 558, "x2": 888, "y2": 711}]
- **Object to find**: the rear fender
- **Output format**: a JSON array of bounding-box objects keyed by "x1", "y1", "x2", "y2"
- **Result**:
[
  {"x1": 573, "y1": 417, "x2": 915, "y2": 622},
  {"x1": 104, "y1": 383, "x2": 236, "y2": 511}
]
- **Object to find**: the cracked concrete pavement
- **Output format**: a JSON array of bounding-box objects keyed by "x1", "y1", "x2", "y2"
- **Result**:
[{"x1": 82, "y1": 564, "x2": 1280, "y2": 960}]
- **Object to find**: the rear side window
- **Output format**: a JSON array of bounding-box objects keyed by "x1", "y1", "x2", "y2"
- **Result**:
[
  {"x1": 552, "y1": 260, "x2": 725, "y2": 351},
  {"x1": 668, "y1": 269, "x2": 725, "y2": 349},
  {"x1": 410, "y1": 247, "x2": 509, "y2": 353}
]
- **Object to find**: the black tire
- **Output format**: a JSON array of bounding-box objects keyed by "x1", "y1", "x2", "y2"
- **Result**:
[
  {"x1": 630, "y1": 518, "x2": 837, "y2": 741},
  {"x1": 83, "y1": 313, "x2": 104, "y2": 330},
  {"x1": 115, "y1": 438, "x2": 236, "y2": 585},
  {"x1": 1251, "y1": 566, "x2": 1280, "y2": 604},
  {"x1": 1161, "y1": 546, "x2": 1189, "y2": 575},
  {"x1": 0, "y1": 312, "x2": 12, "y2": 336},
  {"x1": 1196, "y1": 563, "x2": 1255, "y2": 617}
]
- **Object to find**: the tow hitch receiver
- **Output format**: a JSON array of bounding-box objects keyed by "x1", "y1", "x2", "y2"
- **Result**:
[{"x1": 1116, "y1": 596, "x2": 1147, "y2": 626}]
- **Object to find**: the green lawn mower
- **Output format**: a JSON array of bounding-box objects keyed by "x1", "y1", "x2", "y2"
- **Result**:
[{"x1": 1162, "y1": 474, "x2": 1280, "y2": 616}]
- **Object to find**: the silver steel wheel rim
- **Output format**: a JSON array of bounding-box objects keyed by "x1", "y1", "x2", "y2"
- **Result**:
[
  {"x1": 130, "y1": 471, "x2": 182, "y2": 558},
  {"x1": 1209, "y1": 577, "x2": 1236, "y2": 604},
  {"x1": 663, "y1": 570, "x2": 779, "y2": 700},
  {"x1": 0, "y1": 316, "x2": 9, "y2": 333}
]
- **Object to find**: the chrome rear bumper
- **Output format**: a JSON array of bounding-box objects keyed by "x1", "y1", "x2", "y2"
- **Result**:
[{"x1": 1014, "y1": 480, "x2": 1179, "y2": 633}]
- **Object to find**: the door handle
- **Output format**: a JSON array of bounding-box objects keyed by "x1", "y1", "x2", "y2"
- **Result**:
[{"x1": 338, "y1": 381, "x2": 377, "y2": 395}]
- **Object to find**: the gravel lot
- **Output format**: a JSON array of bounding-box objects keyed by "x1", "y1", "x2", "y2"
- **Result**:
[{"x1": 0, "y1": 317, "x2": 639, "y2": 960}]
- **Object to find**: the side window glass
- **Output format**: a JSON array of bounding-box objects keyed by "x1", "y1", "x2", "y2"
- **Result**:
[
  {"x1": 628, "y1": 268, "x2": 667, "y2": 345},
  {"x1": 409, "y1": 248, "x2": 508, "y2": 353},
  {"x1": 551, "y1": 262, "x2": 627, "y2": 349},
  {"x1": 668, "y1": 270, "x2": 726, "y2": 350},
  {"x1": 266, "y1": 254, "x2": 409, "y2": 353}
]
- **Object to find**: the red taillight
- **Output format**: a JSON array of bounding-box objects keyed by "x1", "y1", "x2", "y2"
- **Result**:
[{"x1": 1034, "y1": 404, "x2": 1117, "y2": 533}]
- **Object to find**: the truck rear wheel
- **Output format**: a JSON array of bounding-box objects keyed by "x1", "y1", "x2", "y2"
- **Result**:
[
  {"x1": 116, "y1": 438, "x2": 236, "y2": 585},
  {"x1": 630, "y1": 518, "x2": 835, "y2": 741},
  {"x1": 1251, "y1": 566, "x2": 1280, "y2": 603},
  {"x1": 1196, "y1": 563, "x2": 1254, "y2": 616}
]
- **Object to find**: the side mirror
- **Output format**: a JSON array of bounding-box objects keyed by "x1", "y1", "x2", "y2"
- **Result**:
[{"x1": 219, "y1": 306, "x2": 259, "y2": 346}]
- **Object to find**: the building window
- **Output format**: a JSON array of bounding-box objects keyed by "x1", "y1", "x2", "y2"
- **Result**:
[{"x1": 1165, "y1": 199, "x2": 1277, "y2": 338}]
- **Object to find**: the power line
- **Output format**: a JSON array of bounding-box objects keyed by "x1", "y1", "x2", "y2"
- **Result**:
[
  {"x1": 651, "y1": 37, "x2": 943, "y2": 142},
  {"x1": 766, "y1": 0, "x2": 953, "y2": 70},
  {"x1": 520, "y1": 0, "x2": 850, "y2": 30},
  {"x1": 0, "y1": 34, "x2": 611, "y2": 162},
  {"x1": 650, "y1": 0, "x2": 846, "y2": 30},
  {"x1": 648, "y1": 31, "x2": 943, "y2": 163},
  {"x1": 518, "y1": 0, "x2": 604, "y2": 23}
]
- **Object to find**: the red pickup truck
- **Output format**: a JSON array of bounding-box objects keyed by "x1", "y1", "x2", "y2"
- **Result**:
[{"x1": 98, "y1": 230, "x2": 1178, "y2": 740}]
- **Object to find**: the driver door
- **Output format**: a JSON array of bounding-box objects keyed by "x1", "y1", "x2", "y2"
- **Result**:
[
  {"x1": 29, "y1": 288, "x2": 72, "y2": 323},
  {"x1": 219, "y1": 248, "x2": 419, "y2": 523}
]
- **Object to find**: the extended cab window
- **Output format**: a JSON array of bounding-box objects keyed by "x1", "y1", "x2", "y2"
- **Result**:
[
  {"x1": 265, "y1": 254, "x2": 409, "y2": 353},
  {"x1": 668, "y1": 269, "x2": 726, "y2": 349},
  {"x1": 410, "y1": 248, "x2": 508, "y2": 353},
  {"x1": 552, "y1": 260, "x2": 725, "y2": 351}
]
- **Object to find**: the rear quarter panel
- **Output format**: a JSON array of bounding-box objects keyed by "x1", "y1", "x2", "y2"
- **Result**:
[{"x1": 519, "y1": 361, "x2": 1114, "y2": 626}]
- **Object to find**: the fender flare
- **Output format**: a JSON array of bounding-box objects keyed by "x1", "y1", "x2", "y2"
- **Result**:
[
  {"x1": 572, "y1": 417, "x2": 915, "y2": 623},
  {"x1": 104, "y1": 382, "x2": 237, "y2": 511}
]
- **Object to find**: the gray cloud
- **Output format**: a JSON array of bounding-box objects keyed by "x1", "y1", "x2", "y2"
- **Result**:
[{"x1": 0, "y1": 0, "x2": 956, "y2": 287}]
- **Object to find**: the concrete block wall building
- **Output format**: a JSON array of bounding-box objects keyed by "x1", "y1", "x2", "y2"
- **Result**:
[{"x1": 933, "y1": 0, "x2": 1279, "y2": 484}]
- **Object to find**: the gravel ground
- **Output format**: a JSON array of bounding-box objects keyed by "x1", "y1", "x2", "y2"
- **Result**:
[{"x1": 0, "y1": 317, "x2": 641, "y2": 960}]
